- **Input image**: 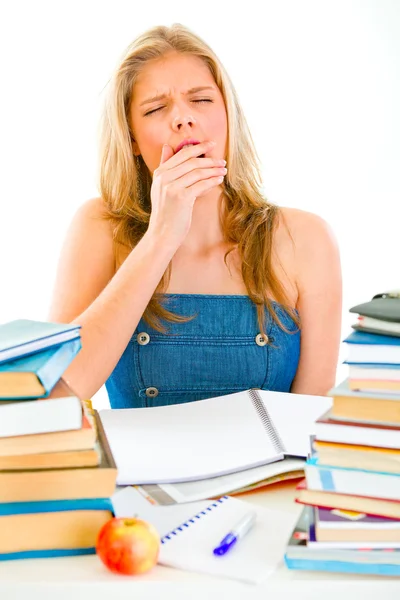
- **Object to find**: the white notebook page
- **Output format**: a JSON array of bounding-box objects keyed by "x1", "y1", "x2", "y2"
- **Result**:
[
  {"x1": 158, "y1": 457, "x2": 305, "y2": 503},
  {"x1": 100, "y1": 391, "x2": 280, "y2": 485},
  {"x1": 158, "y1": 495, "x2": 296, "y2": 584},
  {"x1": 112, "y1": 486, "x2": 211, "y2": 535},
  {"x1": 258, "y1": 390, "x2": 332, "y2": 456}
]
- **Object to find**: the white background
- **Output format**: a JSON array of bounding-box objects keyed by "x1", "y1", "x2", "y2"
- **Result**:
[{"x1": 0, "y1": 0, "x2": 399, "y2": 409}]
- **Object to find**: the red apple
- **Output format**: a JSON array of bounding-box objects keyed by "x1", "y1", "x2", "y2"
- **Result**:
[{"x1": 96, "y1": 517, "x2": 160, "y2": 575}]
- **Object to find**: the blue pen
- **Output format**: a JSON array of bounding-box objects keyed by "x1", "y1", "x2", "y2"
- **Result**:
[{"x1": 213, "y1": 511, "x2": 257, "y2": 556}]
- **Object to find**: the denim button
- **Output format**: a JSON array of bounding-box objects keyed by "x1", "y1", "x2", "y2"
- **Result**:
[
  {"x1": 255, "y1": 333, "x2": 268, "y2": 346},
  {"x1": 137, "y1": 332, "x2": 150, "y2": 345},
  {"x1": 145, "y1": 387, "x2": 159, "y2": 398}
]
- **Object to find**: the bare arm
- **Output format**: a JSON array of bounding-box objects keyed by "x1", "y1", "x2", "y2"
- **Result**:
[
  {"x1": 285, "y1": 209, "x2": 342, "y2": 395},
  {"x1": 48, "y1": 141, "x2": 225, "y2": 399},
  {"x1": 48, "y1": 197, "x2": 176, "y2": 399}
]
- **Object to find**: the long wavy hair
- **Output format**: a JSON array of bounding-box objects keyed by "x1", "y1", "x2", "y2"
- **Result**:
[{"x1": 99, "y1": 23, "x2": 300, "y2": 336}]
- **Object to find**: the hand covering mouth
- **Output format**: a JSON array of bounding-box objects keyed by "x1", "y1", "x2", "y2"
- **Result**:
[{"x1": 174, "y1": 139, "x2": 205, "y2": 157}]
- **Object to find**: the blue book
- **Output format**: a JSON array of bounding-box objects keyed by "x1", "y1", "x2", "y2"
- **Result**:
[
  {"x1": 343, "y1": 331, "x2": 400, "y2": 365},
  {"x1": 0, "y1": 319, "x2": 81, "y2": 365},
  {"x1": 0, "y1": 547, "x2": 97, "y2": 561},
  {"x1": 0, "y1": 338, "x2": 82, "y2": 399},
  {"x1": 0, "y1": 497, "x2": 114, "y2": 561},
  {"x1": 284, "y1": 506, "x2": 400, "y2": 575},
  {"x1": 344, "y1": 331, "x2": 400, "y2": 346},
  {"x1": 344, "y1": 362, "x2": 400, "y2": 369},
  {"x1": 0, "y1": 497, "x2": 113, "y2": 516},
  {"x1": 284, "y1": 556, "x2": 400, "y2": 576}
]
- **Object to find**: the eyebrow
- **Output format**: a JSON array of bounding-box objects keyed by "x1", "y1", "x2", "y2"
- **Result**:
[{"x1": 139, "y1": 86, "x2": 215, "y2": 107}]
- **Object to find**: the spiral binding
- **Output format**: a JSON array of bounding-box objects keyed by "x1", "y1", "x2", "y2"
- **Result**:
[
  {"x1": 161, "y1": 496, "x2": 229, "y2": 544},
  {"x1": 248, "y1": 389, "x2": 286, "y2": 454}
]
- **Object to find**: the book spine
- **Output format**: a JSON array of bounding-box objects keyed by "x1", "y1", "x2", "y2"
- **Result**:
[
  {"x1": 248, "y1": 389, "x2": 286, "y2": 453},
  {"x1": 284, "y1": 556, "x2": 400, "y2": 576},
  {"x1": 0, "y1": 547, "x2": 95, "y2": 561},
  {"x1": 0, "y1": 497, "x2": 114, "y2": 516},
  {"x1": 305, "y1": 462, "x2": 400, "y2": 500},
  {"x1": 93, "y1": 409, "x2": 117, "y2": 469}
]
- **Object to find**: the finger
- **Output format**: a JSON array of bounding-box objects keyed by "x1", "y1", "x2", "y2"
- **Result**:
[
  {"x1": 174, "y1": 166, "x2": 227, "y2": 188},
  {"x1": 161, "y1": 157, "x2": 226, "y2": 182},
  {"x1": 188, "y1": 175, "x2": 225, "y2": 198},
  {"x1": 163, "y1": 141, "x2": 216, "y2": 170},
  {"x1": 159, "y1": 144, "x2": 175, "y2": 166}
]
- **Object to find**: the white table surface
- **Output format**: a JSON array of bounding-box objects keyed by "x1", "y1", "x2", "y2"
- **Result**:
[{"x1": 0, "y1": 481, "x2": 399, "y2": 600}]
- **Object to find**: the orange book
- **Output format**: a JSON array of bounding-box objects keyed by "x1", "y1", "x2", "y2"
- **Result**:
[
  {"x1": 329, "y1": 378, "x2": 400, "y2": 424},
  {"x1": 313, "y1": 439, "x2": 400, "y2": 474},
  {"x1": 295, "y1": 479, "x2": 400, "y2": 520},
  {"x1": 0, "y1": 411, "x2": 116, "y2": 502},
  {"x1": 332, "y1": 393, "x2": 400, "y2": 424},
  {"x1": 0, "y1": 405, "x2": 96, "y2": 457},
  {"x1": 0, "y1": 445, "x2": 100, "y2": 471}
]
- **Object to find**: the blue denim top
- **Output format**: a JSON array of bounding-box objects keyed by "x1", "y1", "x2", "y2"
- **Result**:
[{"x1": 105, "y1": 294, "x2": 300, "y2": 408}]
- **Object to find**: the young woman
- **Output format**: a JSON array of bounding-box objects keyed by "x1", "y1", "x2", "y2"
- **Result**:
[{"x1": 48, "y1": 23, "x2": 342, "y2": 408}]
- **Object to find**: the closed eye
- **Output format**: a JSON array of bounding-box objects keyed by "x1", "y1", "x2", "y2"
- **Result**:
[{"x1": 144, "y1": 99, "x2": 213, "y2": 116}]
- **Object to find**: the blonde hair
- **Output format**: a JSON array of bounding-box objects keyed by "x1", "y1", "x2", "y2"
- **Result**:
[{"x1": 99, "y1": 23, "x2": 300, "y2": 335}]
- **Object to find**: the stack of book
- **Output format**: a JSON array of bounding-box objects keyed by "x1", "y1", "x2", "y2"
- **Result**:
[
  {"x1": 0, "y1": 319, "x2": 117, "y2": 561},
  {"x1": 285, "y1": 292, "x2": 400, "y2": 576}
]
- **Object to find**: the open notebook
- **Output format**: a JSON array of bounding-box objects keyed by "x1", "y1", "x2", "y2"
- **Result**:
[
  {"x1": 142, "y1": 457, "x2": 306, "y2": 504},
  {"x1": 112, "y1": 486, "x2": 296, "y2": 584},
  {"x1": 99, "y1": 389, "x2": 331, "y2": 485}
]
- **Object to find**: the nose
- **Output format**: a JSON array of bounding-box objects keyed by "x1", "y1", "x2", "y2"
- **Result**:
[{"x1": 172, "y1": 113, "x2": 197, "y2": 131}]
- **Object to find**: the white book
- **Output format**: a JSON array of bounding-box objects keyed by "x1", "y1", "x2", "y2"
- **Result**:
[
  {"x1": 346, "y1": 344, "x2": 400, "y2": 364},
  {"x1": 314, "y1": 410, "x2": 400, "y2": 448},
  {"x1": 0, "y1": 395, "x2": 82, "y2": 438},
  {"x1": 355, "y1": 316, "x2": 400, "y2": 335},
  {"x1": 99, "y1": 389, "x2": 331, "y2": 485},
  {"x1": 348, "y1": 365, "x2": 400, "y2": 382},
  {"x1": 305, "y1": 462, "x2": 400, "y2": 501}
]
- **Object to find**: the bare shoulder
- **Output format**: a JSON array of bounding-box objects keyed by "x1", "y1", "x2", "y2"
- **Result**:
[
  {"x1": 277, "y1": 206, "x2": 336, "y2": 243},
  {"x1": 275, "y1": 206, "x2": 339, "y2": 261},
  {"x1": 69, "y1": 197, "x2": 114, "y2": 257},
  {"x1": 73, "y1": 196, "x2": 112, "y2": 227},
  {"x1": 276, "y1": 208, "x2": 342, "y2": 394},
  {"x1": 48, "y1": 197, "x2": 115, "y2": 322},
  {"x1": 276, "y1": 206, "x2": 341, "y2": 293}
]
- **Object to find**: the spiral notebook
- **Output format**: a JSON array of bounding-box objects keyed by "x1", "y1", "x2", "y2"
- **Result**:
[
  {"x1": 100, "y1": 388, "x2": 331, "y2": 485},
  {"x1": 112, "y1": 486, "x2": 296, "y2": 584}
]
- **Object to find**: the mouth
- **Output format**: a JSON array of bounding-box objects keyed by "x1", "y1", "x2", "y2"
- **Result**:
[{"x1": 174, "y1": 139, "x2": 205, "y2": 157}]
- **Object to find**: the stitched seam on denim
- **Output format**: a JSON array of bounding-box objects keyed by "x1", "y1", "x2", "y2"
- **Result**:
[
  {"x1": 261, "y1": 316, "x2": 274, "y2": 388},
  {"x1": 161, "y1": 294, "x2": 299, "y2": 314},
  {"x1": 139, "y1": 387, "x2": 248, "y2": 393},
  {"x1": 162, "y1": 294, "x2": 253, "y2": 299},
  {"x1": 136, "y1": 334, "x2": 257, "y2": 340},
  {"x1": 162, "y1": 294, "x2": 293, "y2": 304},
  {"x1": 133, "y1": 341, "x2": 146, "y2": 396},
  {"x1": 135, "y1": 341, "x2": 257, "y2": 347}
]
